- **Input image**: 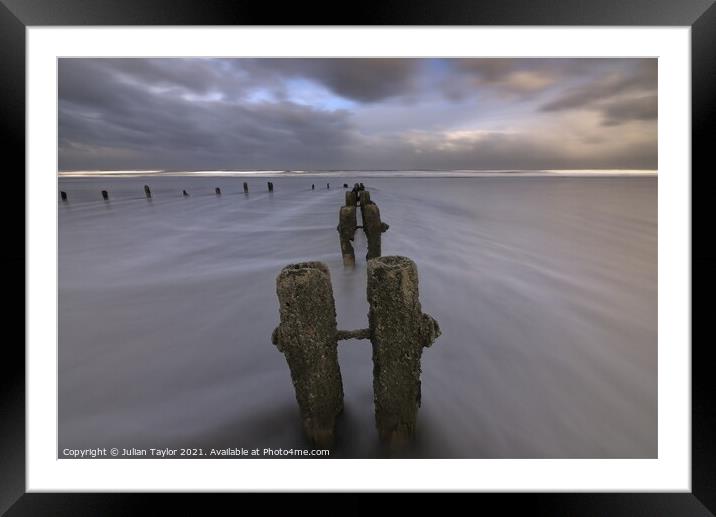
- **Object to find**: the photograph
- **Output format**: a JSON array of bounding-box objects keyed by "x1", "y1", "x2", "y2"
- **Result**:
[
  {"x1": 57, "y1": 57, "x2": 658, "y2": 460},
  {"x1": 3, "y1": 0, "x2": 708, "y2": 509}
]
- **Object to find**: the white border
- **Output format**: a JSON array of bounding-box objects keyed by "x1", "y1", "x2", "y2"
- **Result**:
[{"x1": 27, "y1": 27, "x2": 690, "y2": 491}]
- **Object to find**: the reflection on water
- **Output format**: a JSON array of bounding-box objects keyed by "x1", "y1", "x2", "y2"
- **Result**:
[{"x1": 58, "y1": 175, "x2": 657, "y2": 458}]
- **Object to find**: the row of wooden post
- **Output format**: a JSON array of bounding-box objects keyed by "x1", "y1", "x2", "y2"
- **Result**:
[
  {"x1": 60, "y1": 180, "x2": 363, "y2": 202},
  {"x1": 60, "y1": 181, "x2": 281, "y2": 202},
  {"x1": 337, "y1": 183, "x2": 389, "y2": 266},
  {"x1": 272, "y1": 182, "x2": 441, "y2": 449}
]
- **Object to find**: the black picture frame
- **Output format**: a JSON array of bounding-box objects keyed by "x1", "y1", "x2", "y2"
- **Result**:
[{"x1": 4, "y1": 0, "x2": 712, "y2": 514}]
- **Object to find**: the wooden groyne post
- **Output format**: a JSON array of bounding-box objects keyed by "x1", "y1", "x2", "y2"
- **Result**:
[
  {"x1": 271, "y1": 262, "x2": 344, "y2": 446},
  {"x1": 367, "y1": 256, "x2": 441, "y2": 445},
  {"x1": 243, "y1": 182, "x2": 249, "y2": 194},
  {"x1": 359, "y1": 191, "x2": 389, "y2": 260},
  {"x1": 268, "y1": 181, "x2": 274, "y2": 192},
  {"x1": 345, "y1": 191, "x2": 357, "y2": 207},
  {"x1": 101, "y1": 190, "x2": 109, "y2": 200},
  {"x1": 215, "y1": 187, "x2": 221, "y2": 195},
  {"x1": 337, "y1": 191, "x2": 358, "y2": 266},
  {"x1": 271, "y1": 256, "x2": 440, "y2": 447},
  {"x1": 60, "y1": 191, "x2": 68, "y2": 202},
  {"x1": 182, "y1": 189, "x2": 189, "y2": 197},
  {"x1": 144, "y1": 185, "x2": 151, "y2": 199}
]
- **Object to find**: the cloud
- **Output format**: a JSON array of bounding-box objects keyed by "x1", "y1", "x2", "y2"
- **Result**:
[
  {"x1": 58, "y1": 58, "x2": 657, "y2": 171},
  {"x1": 449, "y1": 59, "x2": 559, "y2": 94},
  {"x1": 362, "y1": 116, "x2": 657, "y2": 170},
  {"x1": 272, "y1": 59, "x2": 421, "y2": 103}
]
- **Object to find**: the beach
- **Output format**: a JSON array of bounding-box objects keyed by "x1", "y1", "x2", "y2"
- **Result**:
[{"x1": 58, "y1": 174, "x2": 657, "y2": 458}]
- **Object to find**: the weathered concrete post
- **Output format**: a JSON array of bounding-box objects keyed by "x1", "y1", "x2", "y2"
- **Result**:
[
  {"x1": 367, "y1": 256, "x2": 441, "y2": 445},
  {"x1": 101, "y1": 190, "x2": 109, "y2": 200},
  {"x1": 144, "y1": 185, "x2": 151, "y2": 199},
  {"x1": 271, "y1": 262, "x2": 344, "y2": 446},
  {"x1": 215, "y1": 187, "x2": 221, "y2": 195},
  {"x1": 243, "y1": 182, "x2": 249, "y2": 193},
  {"x1": 60, "y1": 191, "x2": 68, "y2": 202}
]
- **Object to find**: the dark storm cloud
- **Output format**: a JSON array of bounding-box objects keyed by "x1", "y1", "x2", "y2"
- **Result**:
[
  {"x1": 600, "y1": 94, "x2": 658, "y2": 126},
  {"x1": 235, "y1": 59, "x2": 421, "y2": 103},
  {"x1": 58, "y1": 58, "x2": 658, "y2": 171},
  {"x1": 539, "y1": 60, "x2": 657, "y2": 126},
  {"x1": 59, "y1": 59, "x2": 359, "y2": 170}
]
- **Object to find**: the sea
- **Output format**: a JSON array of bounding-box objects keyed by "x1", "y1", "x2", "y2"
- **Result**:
[{"x1": 58, "y1": 171, "x2": 657, "y2": 458}]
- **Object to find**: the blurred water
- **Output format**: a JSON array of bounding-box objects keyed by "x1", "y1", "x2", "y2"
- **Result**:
[{"x1": 58, "y1": 175, "x2": 657, "y2": 458}]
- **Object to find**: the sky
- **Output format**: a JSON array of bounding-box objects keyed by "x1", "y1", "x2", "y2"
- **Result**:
[{"x1": 58, "y1": 58, "x2": 657, "y2": 171}]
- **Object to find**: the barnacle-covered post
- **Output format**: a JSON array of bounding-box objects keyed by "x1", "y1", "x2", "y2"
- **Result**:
[
  {"x1": 367, "y1": 256, "x2": 441, "y2": 445},
  {"x1": 338, "y1": 199, "x2": 357, "y2": 266},
  {"x1": 271, "y1": 262, "x2": 344, "y2": 446}
]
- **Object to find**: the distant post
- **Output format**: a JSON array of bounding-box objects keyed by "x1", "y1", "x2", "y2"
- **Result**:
[
  {"x1": 271, "y1": 262, "x2": 344, "y2": 446},
  {"x1": 60, "y1": 191, "x2": 68, "y2": 202},
  {"x1": 268, "y1": 181, "x2": 274, "y2": 192},
  {"x1": 367, "y1": 256, "x2": 441, "y2": 445},
  {"x1": 144, "y1": 185, "x2": 151, "y2": 199},
  {"x1": 243, "y1": 182, "x2": 249, "y2": 193},
  {"x1": 215, "y1": 187, "x2": 221, "y2": 195},
  {"x1": 101, "y1": 190, "x2": 109, "y2": 200},
  {"x1": 182, "y1": 190, "x2": 189, "y2": 196}
]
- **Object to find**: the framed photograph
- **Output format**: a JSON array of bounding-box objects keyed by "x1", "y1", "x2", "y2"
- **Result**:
[{"x1": 6, "y1": 0, "x2": 712, "y2": 513}]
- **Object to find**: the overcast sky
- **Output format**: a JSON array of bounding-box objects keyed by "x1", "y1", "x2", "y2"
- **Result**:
[{"x1": 58, "y1": 58, "x2": 657, "y2": 171}]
